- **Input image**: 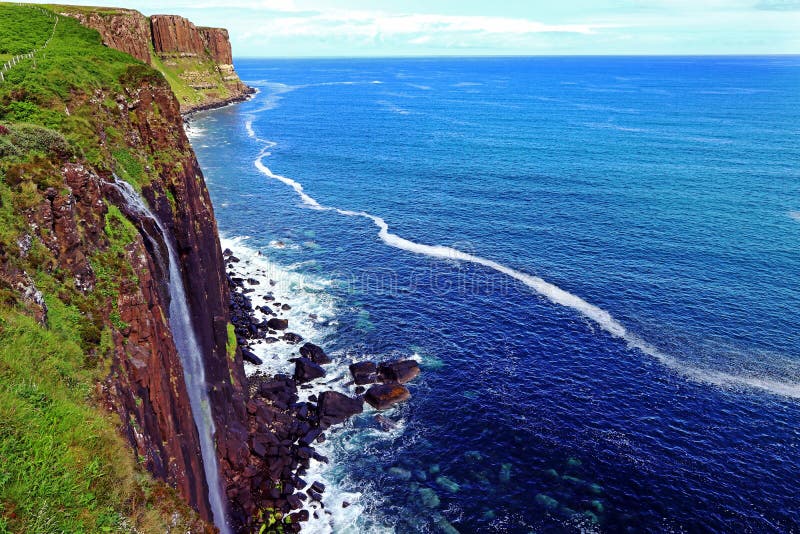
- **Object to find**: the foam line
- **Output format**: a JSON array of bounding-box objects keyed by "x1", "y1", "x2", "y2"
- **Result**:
[{"x1": 245, "y1": 117, "x2": 800, "y2": 400}]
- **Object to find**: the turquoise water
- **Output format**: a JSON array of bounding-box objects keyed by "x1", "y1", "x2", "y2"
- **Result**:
[{"x1": 191, "y1": 57, "x2": 800, "y2": 532}]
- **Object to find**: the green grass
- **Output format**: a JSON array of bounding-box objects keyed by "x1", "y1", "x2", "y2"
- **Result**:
[
  {"x1": 0, "y1": 4, "x2": 54, "y2": 57},
  {"x1": 148, "y1": 48, "x2": 203, "y2": 106}
]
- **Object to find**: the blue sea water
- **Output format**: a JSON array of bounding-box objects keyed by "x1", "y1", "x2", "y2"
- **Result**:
[{"x1": 190, "y1": 57, "x2": 800, "y2": 533}]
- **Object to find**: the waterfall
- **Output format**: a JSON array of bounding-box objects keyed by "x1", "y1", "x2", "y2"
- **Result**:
[{"x1": 108, "y1": 179, "x2": 230, "y2": 534}]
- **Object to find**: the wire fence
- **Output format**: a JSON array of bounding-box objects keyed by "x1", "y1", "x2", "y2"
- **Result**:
[{"x1": 0, "y1": 6, "x2": 59, "y2": 83}]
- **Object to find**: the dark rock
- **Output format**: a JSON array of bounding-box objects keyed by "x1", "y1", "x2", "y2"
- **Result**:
[
  {"x1": 378, "y1": 359, "x2": 420, "y2": 384},
  {"x1": 349, "y1": 361, "x2": 378, "y2": 385},
  {"x1": 292, "y1": 357, "x2": 325, "y2": 383},
  {"x1": 308, "y1": 490, "x2": 322, "y2": 502},
  {"x1": 318, "y1": 391, "x2": 363, "y2": 428},
  {"x1": 264, "y1": 336, "x2": 279, "y2": 343},
  {"x1": 287, "y1": 493, "x2": 303, "y2": 510},
  {"x1": 311, "y1": 481, "x2": 326, "y2": 494},
  {"x1": 300, "y1": 428, "x2": 322, "y2": 446},
  {"x1": 282, "y1": 303, "x2": 291, "y2": 310},
  {"x1": 241, "y1": 348, "x2": 263, "y2": 365},
  {"x1": 289, "y1": 510, "x2": 309, "y2": 523},
  {"x1": 247, "y1": 278, "x2": 260, "y2": 285},
  {"x1": 300, "y1": 342, "x2": 331, "y2": 364},
  {"x1": 230, "y1": 255, "x2": 240, "y2": 262},
  {"x1": 223, "y1": 248, "x2": 233, "y2": 257},
  {"x1": 342, "y1": 501, "x2": 351, "y2": 508},
  {"x1": 355, "y1": 386, "x2": 365, "y2": 395},
  {"x1": 283, "y1": 332, "x2": 304, "y2": 344},
  {"x1": 267, "y1": 318, "x2": 289, "y2": 330},
  {"x1": 365, "y1": 383, "x2": 411, "y2": 410},
  {"x1": 375, "y1": 414, "x2": 398, "y2": 431}
]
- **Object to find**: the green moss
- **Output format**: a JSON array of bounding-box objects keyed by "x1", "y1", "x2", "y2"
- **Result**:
[
  {"x1": 226, "y1": 322, "x2": 237, "y2": 361},
  {"x1": 112, "y1": 148, "x2": 145, "y2": 189}
]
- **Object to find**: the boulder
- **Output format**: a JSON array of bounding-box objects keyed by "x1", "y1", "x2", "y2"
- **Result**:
[
  {"x1": 267, "y1": 318, "x2": 288, "y2": 330},
  {"x1": 241, "y1": 348, "x2": 263, "y2": 365},
  {"x1": 317, "y1": 391, "x2": 363, "y2": 428},
  {"x1": 283, "y1": 332, "x2": 304, "y2": 344},
  {"x1": 378, "y1": 359, "x2": 420, "y2": 384},
  {"x1": 364, "y1": 383, "x2": 411, "y2": 410},
  {"x1": 292, "y1": 357, "x2": 325, "y2": 383},
  {"x1": 300, "y1": 342, "x2": 331, "y2": 364},
  {"x1": 349, "y1": 361, "x2": 378, "y2": 385}
]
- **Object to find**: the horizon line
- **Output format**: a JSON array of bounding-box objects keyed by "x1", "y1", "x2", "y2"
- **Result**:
[{"x1": 234, "y1": 53, "x2": 800, "y2": 60}]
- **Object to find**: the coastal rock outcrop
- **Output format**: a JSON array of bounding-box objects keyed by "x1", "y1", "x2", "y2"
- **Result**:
[
  {"x1": 64, "y1": 8, "x2": 152, "y2": 64},
  {"x1": 151, "y1": 15, "x2": 206, "y2": 56},
  {"x1": 61, "y1": 8, "x2": 253, "y2": 113}
]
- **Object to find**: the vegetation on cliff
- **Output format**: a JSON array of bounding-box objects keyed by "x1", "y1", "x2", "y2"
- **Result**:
[{"x1": 0, "y1": 4, "x2": 212, "y2": 531}]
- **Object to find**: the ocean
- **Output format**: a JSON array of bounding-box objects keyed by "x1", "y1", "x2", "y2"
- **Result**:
[{"x1": 188, "y1": 57, "x2": 800, "y2": 533}]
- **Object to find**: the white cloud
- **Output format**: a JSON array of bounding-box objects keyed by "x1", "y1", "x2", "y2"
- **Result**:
[{"x1": 239, "y1": 9, "x2": 614, "y2": 48}]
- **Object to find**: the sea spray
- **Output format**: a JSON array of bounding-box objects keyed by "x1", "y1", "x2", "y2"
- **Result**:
[{"x1": 109, "y1": 180, "x2": 231, "y2": 534}]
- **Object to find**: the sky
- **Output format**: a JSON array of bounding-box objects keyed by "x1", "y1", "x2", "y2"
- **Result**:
[{"x1": 37, "y1": 0, "x2": 800, "y2": 56}]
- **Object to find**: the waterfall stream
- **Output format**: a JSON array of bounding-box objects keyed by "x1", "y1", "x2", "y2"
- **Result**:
[{"x1": 109, "y1": 179, "x2": 230, "y2": 534}]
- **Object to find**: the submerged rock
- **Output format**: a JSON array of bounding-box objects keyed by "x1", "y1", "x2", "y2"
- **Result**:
[
  {"x1": 535, "y1": 494, "x2": 559, "y2": 510},
  {"x1": 419, "y1": 487, "x2": 440, "y2": 508},
  {"x1": 434, "y1": 515, "x2": 460, "y2": 534},
  {"x1": 435, "y1": 475, "x2": 460, "y2": 493},
  {"x1": 364, "y1": 383, "x2": 411, "y2": 410},
  {"x1": 388, "y1": 467, "x2": 412, "y2": 481},
  {"x1": 499, "y1": 463, "x2": 512, "y2": 483}
]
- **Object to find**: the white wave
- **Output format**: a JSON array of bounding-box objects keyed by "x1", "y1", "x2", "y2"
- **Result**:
[
  {"x1": 243, "y1": 119, "x2": 800, "y2": 400},
  {"x1": 789, "y1": 211, "x2": 800, "y2": 222},
  {"x1": 376, "y1": 100, "x2": 410, "y2": 115},
  {"x1": 184, "y1": 123, "x2": 206, "y2": 139},
  {"x1": 582, "y1": 122, "x2": 647, "y2": 133}
]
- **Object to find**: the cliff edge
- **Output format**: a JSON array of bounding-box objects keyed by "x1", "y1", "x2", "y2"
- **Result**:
[
  {"x1": 0, "y1": 3, "x2": 261, "y2": 531},
  {"x1": 58, "y1": 5, "x2": 253, "y2": 113}
]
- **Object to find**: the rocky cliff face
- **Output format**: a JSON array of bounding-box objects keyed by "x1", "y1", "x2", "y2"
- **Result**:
[
  {"x1": 0, "y1": 8, "x2": 271, "y2": 531},
  {"x1": 200, "y1": 27, "x2": 233, "y2": 65},
  {"x1": 151, "y1": 15, "x2": 206, "y2": 57},
  {"x1": 60, "y1": 8, "x2": 252, "y2": 113},
  {"x1": 65, "y1": 9, "x2": 152, "y2": 64}
]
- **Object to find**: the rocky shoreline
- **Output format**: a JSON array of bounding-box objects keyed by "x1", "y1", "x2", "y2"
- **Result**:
[
  {"x1": 222, "y1": 247, "x2": 420, "y2": 530},
  {"x1": 182, "y1": 87, "x2": 257, "y2": 118}
]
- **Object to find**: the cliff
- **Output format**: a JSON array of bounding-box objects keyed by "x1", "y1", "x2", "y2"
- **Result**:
[
  {"x1": 57, "y1": 6, "x2": 253, "y2": 113},
  {"x1": 0, "y1": 4, "x2": 262, "y2": 532}
]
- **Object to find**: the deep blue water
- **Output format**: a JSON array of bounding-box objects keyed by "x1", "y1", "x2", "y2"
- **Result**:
[{"x1": 191, "y1": 57, "x2": 800, "y2": 533}]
